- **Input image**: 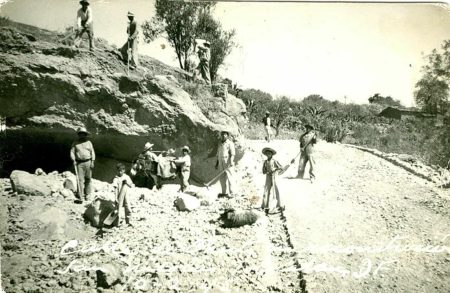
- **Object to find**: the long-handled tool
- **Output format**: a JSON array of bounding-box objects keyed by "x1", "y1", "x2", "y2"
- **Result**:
[
  {"x1": 127, "y1": 40, "x2": 131, "y2": 76},
  {"x1": 279, "y1": 134, "x2": 315, "y2": 176},
  {"x1": 103, "y1": 183, "x2": 128, "y2": 226},
  {"x1": 203, "y1": 166, "x2": 231, "y2": 190},
  {"x1": 73, "y1": 162, "x2": 83, "y2": 201},
  {"x1": 279, "y1": 151, "x2": 301, "y2": 176}
]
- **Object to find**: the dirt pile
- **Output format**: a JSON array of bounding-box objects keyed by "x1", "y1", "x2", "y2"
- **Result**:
[{"x1": 0, "y1": 20, "x2": 246, "y2": 182}]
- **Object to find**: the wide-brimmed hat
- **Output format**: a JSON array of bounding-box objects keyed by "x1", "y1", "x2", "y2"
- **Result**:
[
  {"x1": 265, "y1": 111, "x2": 270, "y2": 115},
  {"x1": 262, "y1": 147, "x2": 276, "y2": 156},
  {"x1": 127, "y1": 11, "x2": 134, "y2": 17},
  {"x1": 304, "y1": 124, "x2": 314, "y2": 130},
  {"x1": 220, "y1": 130, "x2": 230, "y2": 135},
  {"x1": 144, "y1": 142, "x2": 154, "y2": 150},
  {"x1": 182, "y1": 146, "x2": 191, "y2": 153},
  {"x1": 77, "y1": 127, "x2": 89, "y2": 134},
  {"x1": 79, "y1": 0, "x2": 90, "y2": 6}
]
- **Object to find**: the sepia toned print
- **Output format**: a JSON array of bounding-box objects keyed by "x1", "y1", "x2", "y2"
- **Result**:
[{"x1": 0, "y1": 0, "x2": 449, "y2": 292}]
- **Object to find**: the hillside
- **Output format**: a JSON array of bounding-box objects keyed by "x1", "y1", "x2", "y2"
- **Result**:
[{"x1": 0, "y1": 19, "x2": 246, "y2": 182}]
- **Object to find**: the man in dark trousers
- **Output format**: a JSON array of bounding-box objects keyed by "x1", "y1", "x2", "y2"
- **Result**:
[
  {"x1": 263, "y1": 111, "x2": 272, "y2": 142},
  {"x1": 294, "y1": 124, "x2": 317, "y2": 182},
  {"x1": 120, "y1": 11, "x2": 139, "y2": 69},
  {"x1": 74, "y1": 0, "x2": 94, "y2": 51},
  {"x1": 70, "y1": 127, "x2": 95, "y2": 201}
]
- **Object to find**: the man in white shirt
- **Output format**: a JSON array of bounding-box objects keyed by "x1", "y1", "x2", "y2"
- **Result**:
[
  {"x1": 74, "y1": 0, "x2": 94, "y2": 51},
  {"x1": 215, "y1": 130, "x2": 236, "y2": 197}
]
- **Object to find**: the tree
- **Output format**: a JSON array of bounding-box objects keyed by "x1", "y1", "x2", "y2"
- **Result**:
[
  {"x1": 142, "y1": 0, "x2": 235, "y2": 81},
  {"x1": 415, "y1": 40, "x2": 450, "y2": 114}
]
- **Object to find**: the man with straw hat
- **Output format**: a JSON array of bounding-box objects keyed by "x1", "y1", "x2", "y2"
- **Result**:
[
  {"x1": 215, "y1": 130, "x2": 236, "y2": 198},
  {"x1": 74, "y1": 0, "x2": 95, "y2": 51},
  {"x1": 196, "y1": 40, "x2": 211, "y2": 84},
  {"x1": 295, "y1": 124, "x2": 317, "y2": 182},
  {"x1": 261, "y1": 147, "x2": 284, "y2": 214},
  {"x1": 120, "y1": 11, "x2": 139, "y2": 70},
  {"x1": 70, "y1": 127, "x2": 95, "y2": 201},
  {"x1": 171, "y1": 146, "x2": 192, "y2": 192}
]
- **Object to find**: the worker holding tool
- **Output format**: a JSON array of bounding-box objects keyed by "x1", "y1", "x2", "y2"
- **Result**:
[
  {"x1": 294, "y1": 124, "x2": 317, "y2": 182},
  {"x1": 171, "y1": 146, "x2": 191, "y2": 192},
  {"x1": 120, "y1": 11, "x2": 139, "y2": 70},
  {"x1": 70, "y1": 127, "x2": 95, "y2": 201},
  {"x1": 261, "y1": 147, "x2": 284, "y2": 215},
  {"x1": 74, "y1": 0, "x2": 94, "y2": 51},
  {"x1": 216, "y1": 130, "x2": 236, "y2": 198},
  {"x1": 111, "y1": 163, "x2": 134, "y2": 227}
]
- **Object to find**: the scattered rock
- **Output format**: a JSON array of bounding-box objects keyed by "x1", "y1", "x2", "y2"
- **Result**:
[
  {"x1": 219, "y1": 209, "x2": 259, "y2": 228},
  {"x1": 83, "y1": 199, "x2": 116, "y2": 228},
  {"x1": 10, "y1": 170, "x2": 62, "y2": 197},
  {"x1": 174, "y1": 194, "x2": 201, "y2": 212},
  {"x1": 96, "y1": 263, "x2": 122, "y2": 288}
]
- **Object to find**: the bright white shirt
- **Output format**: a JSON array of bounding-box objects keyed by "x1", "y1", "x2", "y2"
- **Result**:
[{"x1": 77, "y1": 7, "x2": 93, "y2": 28}]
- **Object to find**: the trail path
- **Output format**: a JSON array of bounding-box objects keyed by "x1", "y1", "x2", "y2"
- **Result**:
[{"x1": 245, "y1": 139, "x2": 450, "y2": 293}]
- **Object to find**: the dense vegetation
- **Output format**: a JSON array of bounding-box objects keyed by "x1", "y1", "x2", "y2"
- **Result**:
[{"x1": 224, "y1": 39, "x2": 450, "y2": 168}]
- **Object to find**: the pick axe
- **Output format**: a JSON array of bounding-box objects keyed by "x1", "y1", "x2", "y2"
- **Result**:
[
  {"x1": 203, "y1": 166, "x2": 231, "y2": 190},
  {"x1": 279, "y1": 151, "x2": 301, "y2": 176}
]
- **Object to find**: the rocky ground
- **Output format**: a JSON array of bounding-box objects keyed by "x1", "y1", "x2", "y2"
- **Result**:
[
  {"x1": 2, "y1": 139, "x2": 450, "y2": 292},
  {"x1": 0, "y1": 143, "x2": 305, "y2": 293}
]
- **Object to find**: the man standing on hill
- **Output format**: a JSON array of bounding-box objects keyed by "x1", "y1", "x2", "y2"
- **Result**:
[
  {"x1": 216, "y1": 130, "x2": 236, "y2": 198},
  {"x1": 263, "y1": 111, "x2": 272, "y2": 142},
  {"x1": 294, "y1": 124, "x2": 317, "y2": 182},
  {"x1": 120, "y1": 12, "x2": 139, "y2": 70},
  {"x1": 70, "y1": 127, "x2": 95, "y2": 201},
  {"x1": 74, "y1": 0, "x2": 94, "y2": 51},
  {"x1": 197, "y1": 41, "x2": 211, "y2": 85}
]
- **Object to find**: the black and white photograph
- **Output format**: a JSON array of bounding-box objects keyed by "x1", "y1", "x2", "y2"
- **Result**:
[{"x1": 0, "y1": 0, "x2": 450, "y2": 292}]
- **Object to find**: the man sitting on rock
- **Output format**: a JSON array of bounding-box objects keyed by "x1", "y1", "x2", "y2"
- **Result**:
[{"x1": 70, "y1": 127, "x2": 95, "y2": 201}]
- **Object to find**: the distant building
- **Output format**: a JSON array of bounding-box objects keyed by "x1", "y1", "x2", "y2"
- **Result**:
[{"x1": 378, "y1": 107, "x2": 436, "y2": 120}]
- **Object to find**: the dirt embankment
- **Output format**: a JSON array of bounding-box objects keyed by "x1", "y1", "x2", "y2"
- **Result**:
[{"x1": 0, "y1": 20, "x2": 246, "y2": 182}]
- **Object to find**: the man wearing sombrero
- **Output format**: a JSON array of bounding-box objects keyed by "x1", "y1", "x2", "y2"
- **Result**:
[
  {"x1": 215, "y1": 130, "x2": 236, "y2": 197},
  {"x1": 196, "y1": 40, "x2": 211, "y2": 84},
  {"x1": 74, "y1": 0, "x2": 94, "y2": 51},
  {"x1": 296, "y1": 124, "x2": 317, "y2": 181},
  {"x1": 70, "y1": 127, "x2": 95, "y2": 201},
  {"x1": 261, "y1": 147, "x2": 284, "y2": 214},
  {"x1": 120, "y1": 11, "x2": 139, "y2": 69}
]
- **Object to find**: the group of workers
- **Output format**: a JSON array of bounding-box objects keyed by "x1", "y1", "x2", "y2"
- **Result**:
[
  {"x1": 69, "y1": 127, "x2": 236, "y2": 226},
  {"x1": 73, "y1": 0, "x2": 211, "y2": 82}
]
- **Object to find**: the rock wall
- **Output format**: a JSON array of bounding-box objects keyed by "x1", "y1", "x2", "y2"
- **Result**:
[{"x1": 0, "y1": 21, "x2": 246, "y2": 182}]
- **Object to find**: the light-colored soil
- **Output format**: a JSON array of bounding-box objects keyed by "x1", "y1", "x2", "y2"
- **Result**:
[
  {"x1": 245, "y1": 139, "x2": 450, "y2": 293},
  {"x1": 1, "y1": 139, "x2": 449, "y2": 293}
]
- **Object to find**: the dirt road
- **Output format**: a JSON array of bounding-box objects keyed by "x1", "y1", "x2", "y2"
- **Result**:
[{"x1": 245, "y1": 139, "x2": 450, "y2": 293}]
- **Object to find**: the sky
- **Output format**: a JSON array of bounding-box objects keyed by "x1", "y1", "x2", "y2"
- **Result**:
[{"x1": 1, "y1": 0, "x2": 449, "y2": 106}]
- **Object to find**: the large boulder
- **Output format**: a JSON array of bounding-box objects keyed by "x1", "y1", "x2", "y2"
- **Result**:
[
  {"x1": 10, "y1": 170, "x2": 62, "y2": 196},
  {"x1": 0, "y1": 22, "x2": 246, "y2": 183}
]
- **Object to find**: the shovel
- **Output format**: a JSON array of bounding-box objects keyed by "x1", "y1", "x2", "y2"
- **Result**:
[
  {"x1": 73, "y1": 162, "x2": 83, "y2": 202},
  {"x1": 203, "y1": 166, "x2": 231, "y2": 190},
  {"x1": 279, "y1": 151, "x2": 301, "y2": 176},
  {"x1": 103, "y1": 183, "x2": 128, "y2": 226}
]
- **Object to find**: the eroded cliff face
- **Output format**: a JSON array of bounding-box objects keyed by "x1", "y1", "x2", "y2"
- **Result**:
[{"x1": 0, "y1": 21, "x2": 246, "y2": 182}]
